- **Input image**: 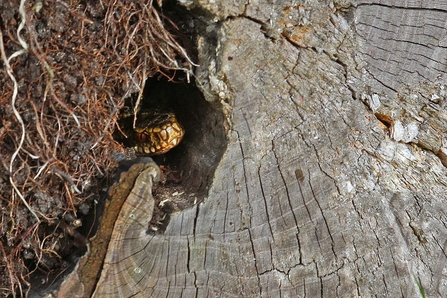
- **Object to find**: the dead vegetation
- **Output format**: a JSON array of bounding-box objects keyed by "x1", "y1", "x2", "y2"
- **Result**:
[{"x1": 0, "y1": 0, "x2": 194, "y2": 296}]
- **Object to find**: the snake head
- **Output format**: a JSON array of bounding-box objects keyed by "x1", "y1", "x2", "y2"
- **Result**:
[{"x1": 132, "y1": 110, "x2": 185, "y2": 156}]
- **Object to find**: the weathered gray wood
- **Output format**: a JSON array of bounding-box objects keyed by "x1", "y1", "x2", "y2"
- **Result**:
[
  {"x1": 92, "y1": 163, "x2": 159, "y2": 297},
  {"x1": 56, "y1": 1, "x2": 447, "y2": 297},
  {"x1": 355, "y1": 2, "x2": 447, "y2": 94},
  {"x1": 354, "y1": 1, "x2": 447, "y2": 163},
  {"x1": 55, "y1": 161, "x2": 160, "y2": 298},
  {"x1": 155, "y1": 0, "x2": 445, "y2": 296}
]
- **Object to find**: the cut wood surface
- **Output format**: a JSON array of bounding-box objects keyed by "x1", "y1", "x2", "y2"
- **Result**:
[
  {"x1": 56, "y1": 1, "x2": 447, "y2": 297},
  {"x1": 56, "y1": 160, "x2": 160, "y2": 298},
  {"x1": 93, "y1": 162, "x2": 159, "y2": 297}
]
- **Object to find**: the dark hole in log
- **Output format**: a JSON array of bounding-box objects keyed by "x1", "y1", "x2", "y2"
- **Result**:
[
  {"x1": 115, "y1": 74, "x2": 227, "y2": 232},
  {"x1": 144, "y1": 74, "x2": 227, "y2": 195}
]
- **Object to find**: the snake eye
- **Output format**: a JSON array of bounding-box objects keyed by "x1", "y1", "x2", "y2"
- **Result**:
[{"x1": 137, "y1": 133, "x2": 148, "y2": 143}]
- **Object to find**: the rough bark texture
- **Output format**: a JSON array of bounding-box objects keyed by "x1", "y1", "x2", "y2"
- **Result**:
[{"x1": 56, "y1": 0, "x2": 447, "y2": 297}]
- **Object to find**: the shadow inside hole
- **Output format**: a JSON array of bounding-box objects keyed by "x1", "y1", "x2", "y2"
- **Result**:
[
  {"x1": 145, "y1": 74, "x2": 226, "y2": 194},
  {"x1": 116, "y1": 74, "x2": 227, "y2": 230}
]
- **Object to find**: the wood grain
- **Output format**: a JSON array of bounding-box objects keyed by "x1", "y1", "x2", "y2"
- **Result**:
[
  {"x1": 92, "y1": 162, "x2": 159, "y2": 296},
  {"x1": 56, "y1": 160, "x2": 159, "y2": 298},
  {"x1": 100, "y1": 1, "x2": 447, "y2": 296},
  {"x1": 57, "y1": 1, "x2": 447, "y2": 296}
]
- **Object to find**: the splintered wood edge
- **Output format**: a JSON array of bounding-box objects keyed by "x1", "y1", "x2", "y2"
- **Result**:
[
  {"x1": 92, "y1": 162, "x2": 158, "y2": 296},
  {"x1": 56, "y1": 161, "x2": 159, "y2": 298}
]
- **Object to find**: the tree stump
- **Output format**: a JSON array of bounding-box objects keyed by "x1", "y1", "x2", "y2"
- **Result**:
[{"x1": 58, "y1": 1, "x2": 447, "y2": 297}]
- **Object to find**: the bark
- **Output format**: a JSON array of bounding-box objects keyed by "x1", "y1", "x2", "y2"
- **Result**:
[{"x1": 59, "y1": 0, "x2": 447, "y2": 297}]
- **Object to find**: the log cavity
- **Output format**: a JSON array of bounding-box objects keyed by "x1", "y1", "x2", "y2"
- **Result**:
[{"x1": 118, "y1": 75, "x2": 227, "y2": 232}]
